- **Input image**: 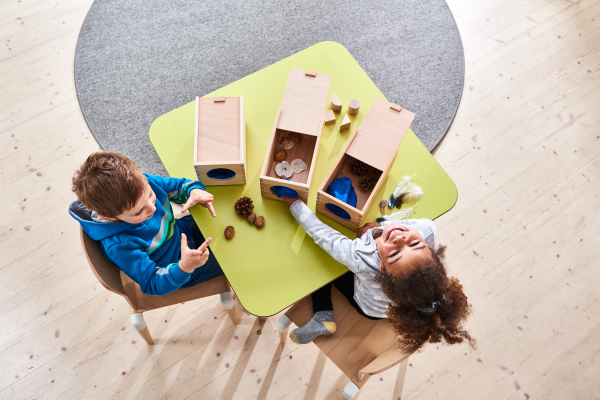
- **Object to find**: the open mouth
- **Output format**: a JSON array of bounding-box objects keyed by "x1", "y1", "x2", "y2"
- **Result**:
[{"x1": 386, "y1": 226, "x2": 407, "y2": 241}]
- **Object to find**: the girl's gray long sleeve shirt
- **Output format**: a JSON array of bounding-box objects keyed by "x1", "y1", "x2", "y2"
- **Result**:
[{"x1": 290, "y1": 200, "x2": 438, "y2": 318}]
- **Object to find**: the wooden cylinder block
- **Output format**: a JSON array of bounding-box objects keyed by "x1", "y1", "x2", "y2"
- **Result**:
[{"x1": 348, "y1": 99, "x2": 360, "y2": 115}]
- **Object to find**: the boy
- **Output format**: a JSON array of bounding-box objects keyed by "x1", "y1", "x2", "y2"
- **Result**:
[{"x1": 69, "y1": 152, "x2": 223, "y2": 296}]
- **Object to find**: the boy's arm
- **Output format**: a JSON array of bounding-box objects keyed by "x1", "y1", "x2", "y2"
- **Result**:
[
  {"x1": 145, "y1": 173, "x2": 205, "y2": 205},
  {"x1": 103, "y1": 240, "x2": 191, "y2": 296},
  {"x1": 146, "y1": 173, "x2": 216, "y2": 216},
  {"x1": 287, "y1": 199, "x2": 365, "y2": 273}
]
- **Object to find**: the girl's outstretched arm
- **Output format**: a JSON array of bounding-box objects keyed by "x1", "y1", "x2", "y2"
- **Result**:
[{"x1": 282, "y1": 197, "x2": 373, "y2": 272}]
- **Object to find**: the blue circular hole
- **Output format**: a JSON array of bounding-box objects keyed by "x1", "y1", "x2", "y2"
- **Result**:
[
  {"x1": 270, "y1": 186, "x2": 299, "y2": 198},
  {"x1": 207, "y1": 168, "x2": 236, "y2": 180},
  {"x1": 325, "y1": 203, "x2": 351, "y2": 220}
]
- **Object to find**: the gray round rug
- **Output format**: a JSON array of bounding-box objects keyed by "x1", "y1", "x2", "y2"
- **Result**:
[{"x1": 75, "y1": 0, "x2": 464, "y2": 176}]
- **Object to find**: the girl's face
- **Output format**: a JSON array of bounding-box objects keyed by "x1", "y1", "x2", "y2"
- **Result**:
[{"x1": 375, "y1": 223, "x2": 433, "y2": 276}]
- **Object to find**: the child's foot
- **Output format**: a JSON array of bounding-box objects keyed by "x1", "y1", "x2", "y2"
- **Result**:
[{"x1": 289, "y1": 310, "x2": 336, "y2": 344}]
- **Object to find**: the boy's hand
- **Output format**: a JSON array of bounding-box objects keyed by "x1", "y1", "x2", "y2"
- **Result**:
[
  {"x1": 356, "y1": 222, "x2": 381, "y2": 239},
  {"x1": 179, "y1": 233, "x2": 212, "y2": 273},
  {"x1": 182, "y1": 188, "x2": 217, "y2": 217},
  {"x1": 281, "y1": 196, "x2": 299, "y2": 207}
]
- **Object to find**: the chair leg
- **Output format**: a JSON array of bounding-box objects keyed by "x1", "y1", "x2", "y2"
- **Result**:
[
  {"x1": 277, "y1": 315, "x2": 292, "y2": 344},
  {"x1": 220, "y1": 292, "x2": 238, "y2": 324},
  {"x1": 130, "y1": 312, "x2": 153, "y2": 345},
  {"x1": 343, "y1": 381, "x2": 360, "y2": 399}
]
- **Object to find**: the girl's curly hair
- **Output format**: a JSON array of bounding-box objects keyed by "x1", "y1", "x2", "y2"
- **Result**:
[{"x1": 377, "y1": 245, "x2": 476, "y2": 353}]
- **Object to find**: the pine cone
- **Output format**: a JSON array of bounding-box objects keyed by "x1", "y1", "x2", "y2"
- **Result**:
[
  {"x1": 234, "y1": 196, "x2": 254, "y2": 217},
  {"x1": 351, "y1": 161, "x2": 368, "y2": 176},
  {"x1": 359, "y1": 176, "x2": 376, "y2": 191}
]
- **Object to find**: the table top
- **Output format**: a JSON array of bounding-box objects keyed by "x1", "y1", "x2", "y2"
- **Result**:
[{"x1": 149, "y1": 41, "x2": 457, "y2": 316}]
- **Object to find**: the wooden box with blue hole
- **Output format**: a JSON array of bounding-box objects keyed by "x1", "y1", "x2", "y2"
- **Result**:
[
  {"x1": 260, "y1": 68, "x2": 332, "y2": 203},
  {"x1": 316, "y1": 98, "x2": 416, "y2": 231},
  {"x1": 193, "y1": 96, "x2": 246, "y2": 185}
]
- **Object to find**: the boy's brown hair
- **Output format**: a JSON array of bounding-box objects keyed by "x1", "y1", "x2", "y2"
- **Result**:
[{"x1": 72, "y1": 152, "x2": 146, "y2": 218}]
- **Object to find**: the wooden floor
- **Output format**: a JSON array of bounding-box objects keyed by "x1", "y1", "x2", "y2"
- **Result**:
[{"x1": 1, "y1": 0, "x2": 599, "y2": 398}]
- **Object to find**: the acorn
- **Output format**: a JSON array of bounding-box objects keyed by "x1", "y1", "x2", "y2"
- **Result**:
[
  {"x1": 247, "y1": 213, "x2": 257, "y2": 224},
  {"x1": 289, "y1": 132, "x2": 301, "y2": 144},
  {"x1": 274, "y1": 150, "x2": 287, "y2": 161},
  {"x1": 224, "y1": 226, "x2": 235, "y2": 239},
  {"x1": 255, "y1": 216, "x2": 265, "y2": 229}
]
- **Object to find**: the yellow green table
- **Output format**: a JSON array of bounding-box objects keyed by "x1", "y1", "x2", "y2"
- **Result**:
[{"x1": 149, "y1": 42, "x2": 457, "y2": 317}]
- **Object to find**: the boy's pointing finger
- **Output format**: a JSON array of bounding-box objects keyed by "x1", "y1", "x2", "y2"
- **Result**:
[
  {"x1": 180, "y1": 233, "x2": 189, "y2": 249},
  {"x1": 207, "y1": 202, "x2": 216, "y2": 217},
  {"x1": 197, "y1": 237, "x2": 212, "y2": 253}
]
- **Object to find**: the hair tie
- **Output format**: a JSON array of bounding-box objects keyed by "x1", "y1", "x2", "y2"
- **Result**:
[{"x1": 415, "y1": 294, "x2": 445, "y2": 314}]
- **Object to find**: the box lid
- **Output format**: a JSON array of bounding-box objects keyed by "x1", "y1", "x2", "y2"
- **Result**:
[
  {"x1": 345, "y1": 98, "x2": 415, "y2": 170},
  {"x1": 277, "y1": 68, "x2": 332, "y2": 136},
  {"x1": 195, "y1": 96, "x2": 242, "y2": 163}
]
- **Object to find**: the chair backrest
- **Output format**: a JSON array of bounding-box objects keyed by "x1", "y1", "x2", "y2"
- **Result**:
[
  {"x1": 80, "y1": 226, "x2": 230, "y2": 313},
  {"x1": 80, "y1": 228, "x2": 137, "y2": 309}
]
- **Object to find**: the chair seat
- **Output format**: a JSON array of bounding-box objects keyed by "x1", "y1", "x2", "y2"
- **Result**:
[
  {"x1": 286, "y1": 286, "x2": 398, "y2": 384},
  {"x1": 121, "y1": 272, "x2": 230, "y2": 313}
]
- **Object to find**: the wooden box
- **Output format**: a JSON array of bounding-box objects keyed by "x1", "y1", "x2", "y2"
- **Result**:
[
  {"x1": 260, "y1": 68, "x2": 332, "y2": 203},
  {"x1": 193, "y1": 96, "x2": 246, "y2": 186},
  {"x1": 316, "y1": 98, "x2": 416, "y2": 231}
]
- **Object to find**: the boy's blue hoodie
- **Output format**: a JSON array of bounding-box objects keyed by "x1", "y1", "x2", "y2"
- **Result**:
[{"x1": 69, "y1": 173, "x2": 206, "y2": 296}]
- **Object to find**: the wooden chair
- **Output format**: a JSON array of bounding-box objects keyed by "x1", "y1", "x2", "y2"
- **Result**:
[
  {"x1": 277, "y1": 287, "x2": 411, "y2": 399},
  {"x1": 80, "y1": 213, "x2": 238, "y2": 344}
]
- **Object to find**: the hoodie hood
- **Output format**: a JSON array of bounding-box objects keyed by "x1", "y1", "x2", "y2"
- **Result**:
[{"x1": 69, "y1": 200, "x2": 134, "y2": 241}]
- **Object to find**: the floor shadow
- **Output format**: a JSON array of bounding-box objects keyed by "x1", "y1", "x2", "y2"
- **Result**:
[
  {"x1": 303, "y1": 351, "x2": 327, "y2": 400},
  {"x1": 219, "y1": 318, "x2": 263, "y2": 400},
  {"x1": 392, "y1": 358, "x2": 409, "y2": 400},
  {"x1": 255, "y1": 343, "x2": 284, "y2": 400}
]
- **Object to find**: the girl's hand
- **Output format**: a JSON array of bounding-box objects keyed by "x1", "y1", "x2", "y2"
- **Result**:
[
  {"x1": 281, "y1": 196, "x2": 299, "y2": 207},
  {"x1": 182, "y1": 188, "x2": 216, "y2": 217},
  {"x1": 356, "y1": 222, "x2": 381, "y2": 239}
]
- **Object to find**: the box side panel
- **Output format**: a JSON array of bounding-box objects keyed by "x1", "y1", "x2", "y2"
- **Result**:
[
  {"x1": 345, "y1": 133, "x2": 398, "y2": 171},
  {"x1": 261, "y1": 110, "x2": 282, "y2": 177},
  {"x1": 196, "y1": 97, "x2": 242, "y2": 163},
  {"x1": 240, "y1": 95, "x2": 246, "y2": 164},
  {"x1": 316, "y1": 191, "x2": 363, "y2": 231},
  {"x1": 195, "y1": 162, "x2": 246, "y2": 186},
  {"x1": 360, "y1": 149, "x2": 397, "y2": 222},
  {"x1": 260, "y1": 176, "x2": 309, "y2": 204},
  {"x1": 277, "y1": 68, "x2": 332, "y2": 136},
  {"x1": 358, "y1": 98, "x2": 415, "y2": 148}
]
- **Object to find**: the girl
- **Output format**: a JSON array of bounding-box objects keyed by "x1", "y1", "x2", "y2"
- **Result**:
[{"x1": 281, "y1": 196, "x2": 475, "y2": 353}]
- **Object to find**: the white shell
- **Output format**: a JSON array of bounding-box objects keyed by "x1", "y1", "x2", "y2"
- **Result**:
[
  {"x1": 279, "y1": 137, "x2": 295, "y2": 150},
  {"x1": 290, "y1": 158, "x2": 307, "y2": 173},
  {"x1": 275, "y1": 161, "x2": 293, "y2": 178}
]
